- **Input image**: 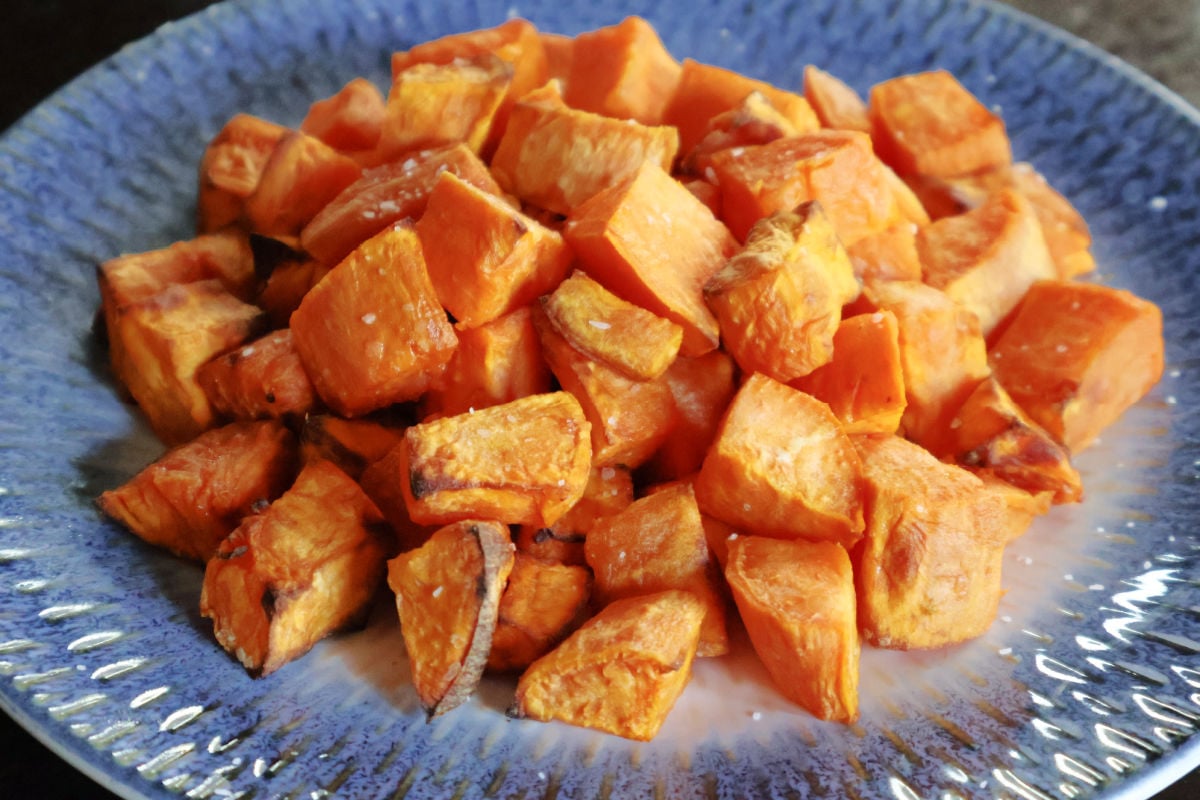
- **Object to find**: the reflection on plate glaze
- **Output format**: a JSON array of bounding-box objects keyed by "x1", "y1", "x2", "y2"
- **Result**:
[{"x1": 0, "y1": 0, "x2": 1199, "y2": 798}]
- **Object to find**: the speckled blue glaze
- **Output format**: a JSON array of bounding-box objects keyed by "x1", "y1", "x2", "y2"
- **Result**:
[{"x1": 1, "y1": 1, "x2": 1199, "y2": 798}]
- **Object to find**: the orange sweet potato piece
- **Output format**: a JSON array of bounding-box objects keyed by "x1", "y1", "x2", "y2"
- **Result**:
[
  {"x1": 682, "y1": 177, "x2": 722, "y2": 216},
  {"x1": 917, "y1": 187, "x2": 1056, "y2": 336},
  {"x1": 539, "y1": 32, "x2": 574, "y2": 83},
  {"x1": 709, "y1": 130, "x2": 900, "y2": 244},
  {"x1": 197, "y1": 329, "x2": 317, "y2": 422},
  {"x1": 977, "y1": 473, "x2": 1053, "y2": 544},
  {"x1": 563, "y1": 16, "x2": 681, "y2": 125},
  {"x1": 299, "y1": 414, "x2": 407, "y2": 481},
  {"x1": 491, "y1": 83, "x2": 680, "y2": 216},
  {"x1": 400, "y1": 392, "x2": 592, "y2": 527},
  {"x1": 488, "y1": 552, "x2": 592, "y2": 672},
  {"x1": 197, "y1": 114, "x2": 289, "y2": 233},
  {"x1": 416, "y1": 172, "x2": 571, "y2": 328},
  {"x1": 512, "y1": 589, "x2": 704, "y2": 741},
  {"x1": 989, "y1": 280, "x2": 1164, "y2": 452},
  {"x1": 705, "y1": 201, "x2": 861, "y2": 382},
  {"x1": 945, "y1": 376, "x2": 1082, "y2": 503},
  {"x1": 663, "y1": 58, "x2": 820, "y2": 155},
  {"x1": 200, "y1": 459, "x2": 389, "y2": 674},
  {"x1": 643, "y1": 350, "x2": 738, "y2": 482},
  {"x1": 803, "y1": 65, "x2": 870, "y2": 133},
  {"x1": 256, "y1": 257, "x2": 331, "y2": 329},
  {"x1": 289, "y1": 222, "x2": 457, "y2": 417},
  {"x1": 300, "y1": 77, "x2": 386, "y2": 153},
  {"x1": 541, "y1": 270, "x2": 683, "y2": 381},
  {"x1": 694, "y1": 373, "x2": 865, "y2": 547},
  {"x1": 300, "y1": 143, "x2": 502, "y2": 268},
  {"x1": 515, "y1": 464, "x2": 633, "y2": 567},
  {"x1": 868, "y1": 69, "x2": 1011, "y2": 179},
  {"x1": 845, "y1": 222, "x2": 922, "y2": 283},
  {"x1": 244, "y1": 131, "x2": 362, "y2": 238},
  {"x1": 725, "y1": 536, "x2": 859, "y2": 722},
  {"x1": 792, "y1": 311, "x2": 906, "y2": 435},
  {"x1": 419, "y1": 306, "x2": 551, "y2": 420},
  {"x1": 855, "y1": 435, "x2": 1008, "y2": 649},
  {"x1": 387, "y1": 519, "x2": 515, "y2": 716},
  {"x1": 356, "y1": 441, "x2": 439, "y2": 554},
  {"x1": 564, "y1": 161, "x2": 737, "y2": 356},
  {"x1": 585, "y1": 483, "x2": 728, "y2": 657},
  {"x1": 681, "y1": 90, "x2": 800, "y2": 178},
  {"x1": 98, "y1": 420, "x2": 298, "y2": 561}
]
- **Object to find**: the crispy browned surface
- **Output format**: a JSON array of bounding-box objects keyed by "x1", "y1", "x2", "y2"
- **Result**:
[
  {"x1": 299, "y1": 414, "x2": 407, "y2": 480},
  {"x1": 681, "y1": 90, "x2": 801, "y2": 178},
  {"x1": 200, "y1": 459, "x2": 389, "y2": 674},
  {"x1": 387, "y1": 519, "x2": 515, "y2": 716},
  {"x1": 513, "y1": 589, "x2": 704, "y2": 741},
  {"x1": 515, "y1": 463, "x2": 633, "y2": 566},
  {"x1": 488, "y1": 552, "x2": 592, "y2": 672},
  {"x1": 197, "y1": 329, "x2": 317, "y2": 422}
]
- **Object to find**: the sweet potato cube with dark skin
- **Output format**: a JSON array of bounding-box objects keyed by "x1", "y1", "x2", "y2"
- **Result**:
[
  {"x1": 868, "y1": 70, "x2": 1011, "y2": 179},
  {"x1": 113, "y1": 280, "x2": 265, "y2": 445},
  {"x1": 417, "y1": 172, "x2": 572, "y2": 329},
  {"x1": 300, "y1": 143, "x2": 502, "y2": 268},
  {"x1": 488, "y1": 552, "x2": 592, "y2": 672},
  {"x1": 705, "y1": 202, "x2": 861, "y2": 383},
  {"x1": 855, "y1": 435, "x2": 1008, "y2": 649},
  {"x1": 564, "y1": 161, "x2": 737, "y2": 356},
  {"x1": 643, "y1": 350, "x2": 737, "y2": 483},
  {"x1": 845, "y1": 221, "x2": 923, "y2": 283},
  {"x1": 534, "y1": 308, "x2": 677, "y2": 469},
  {"x1": 419, "y1": 306, "x2": 551, "y2": 421},
  {"x1": 299, "y1": 414, "x2": 407, "y2": 481},
  {"x1": 541, "y1": 270, "x2": 683, "y2": 381},
  {"x1": 792, "y1": 311, "x2": 907, "y2": 436},
  {"x1": 680, "y1": 91, "x2": 801, "y2": 178},
  {"x1": 725, "y1": 536, "x2": 859, "y2": 723},
  {"x1": 694, "y1": 373, "x2": 865, "y2": 548},
  {"x1": 515, "y1": 463, "x2": 633, "y2": 566},
  {"x1": 244, "y1": 131, "x2": 362, "y2": 238},
  {"x1": 300, "y1": 77, "x2": 386, "y2": 153},
  {"x1": 585, "y1": 483, "x2": 728, "y2": 657},
  {"x1": 989, "y1": 280, "x2": 1164, "y2": 453},
  {"x1": 290, "y1": 222, "x2": 458, "y2": 417},
  {"x1": 512, "y1": 589, "x2": 704, "y2": 741},
  {"x1": 200, "y1": 459, "x2": 390, "y2": 675},
  {"x1": 98, "y1": 420, "x2": 298, "y2": 562},
  {"x1": 803, "y1": 65, "x2": 870, "y2": 133},
  {"x1": 197, "y1": 329, "x2": 317, "y2": 422},
  {"x1": 387, "y1": 519, "x2": 515, "y2": 717},
  {"x1": 400, "y1": 392, "x2": 592, "y2": 528},
  {"x1": 563, "y1": 16, "x2": 681, "y2": 125},
  {"x1": 491, "y1": 83, "x2": 680, "y2": 216},
  {"x1": 197, "y1": 114, "x2": 289, "y2": 233}
]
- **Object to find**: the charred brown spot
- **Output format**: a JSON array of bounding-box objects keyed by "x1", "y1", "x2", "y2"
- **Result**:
[
  {"x1": 261, "y1": 586, "x2": 277, "y2": 620},
  {"x1": 409, "y1": 470, "x2": 433, "y2": 499},
  {"x1": 533, "y1": 527, "x2": 585, "y2": 544},
  {"x1": 265, "y1": 391, "x2": 277, "y2": 404},
  {"x1": 250, "y1": 497, "x2": 271, "y2": 514}
]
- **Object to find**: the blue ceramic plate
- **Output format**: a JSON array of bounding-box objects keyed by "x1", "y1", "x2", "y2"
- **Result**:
[{"x1": 2, "y1": 0, "x2": 1199, "y2": 797}]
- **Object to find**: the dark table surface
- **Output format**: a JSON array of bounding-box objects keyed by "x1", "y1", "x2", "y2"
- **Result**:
[{"x1": 2, "y1": 1, "x2": 1199, "y2": 797}]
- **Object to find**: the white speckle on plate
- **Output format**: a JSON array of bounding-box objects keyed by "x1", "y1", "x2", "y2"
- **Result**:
[{"x1": 1148, "y1": 195, "x2": 1168, "y2": 211}]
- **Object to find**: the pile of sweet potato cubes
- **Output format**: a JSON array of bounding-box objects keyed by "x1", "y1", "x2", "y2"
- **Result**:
[{"x1": 96, "y1": 16, "x2": 1164, "y2": 740}]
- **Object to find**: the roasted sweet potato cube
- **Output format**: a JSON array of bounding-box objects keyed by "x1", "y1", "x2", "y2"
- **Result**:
[
  {"x1": 946, "y1": 376, "x2": 1082, "y2": 503},
  {"x1": 512, "y1": 589, "x2": 704, "y2": 741},
  {"x1": 917, "y1": 188, "x2": 1056, "y2": 336},
  {"x1": 300, "y1": 414, "x2": 407, "y2": 480},
  {"x1": 197, "y1": 329, "x2": 317, "y2": 422},
  {"x1": 662, "y1": 58, "x2": 820, "y2": 155},
  {"x1": 535, "y1": 309, "x2": 677, "y2": 469},
  {"x1": 256, "y1": 256, "x2": 330, "y2": 329},
  {"x1": 244, "y1": 131, "x2": 362, "y2": 237},
  {"x1": 357, "y1": 441, "x2": 437, "y2": 553},
  {"x1": 377, "y1": 54, "x2": 511, "y2": 160},
  {"x1": 803, "y1": 65, "x2": 870, "y2": 133},
  {"x1": 846, "y1": 222, "x2": 923, "y2": 283},
  {"x1": 563, "y1": 16, "x2": 681, "y2": 125},
  {"x1": 989, "y1": 280, "x2": 1164, "y2": 452},
  {"x1": 300, "y1": 143, "x2": 502, "y2": 268},
  {"x1": 419, "y1": 306, "x2": 551, "y2": 420},
  {"x1": 682, "y1": 177, "x2": 722, "y2": 216},
  {"x1": 681, "y1": 91, "x2": 801, "y2": 178},
  {"x1": 488, "y1": 552, "x2": 592, "y2": 672},
  {"x1": 400, "y1": 392, "x2": 592, "y2": 527},
  {"x1": 98, "y1": 420, "x2": 297, "y2": 561},
  {"x1": 585, "y1": 483, "x2": 727, "y2": 657},
  {"x1": 868, "y1": 70, "x2": 1011, "y2": 179},
  {"x1": 564, "y1": 161, "x2": 736, "y2": 356},
  {"x1": 855, "y1": 435, "x2": 1008, "y2": 649},
  {"x1": 695, "y1": 374, "x2": 865, "y2": 547},
  {"x1": 300, "y1": 77, "x2": 386, "y2": 153},
  {"x1": 113, "y1": 280, "x2": 265, "y2": 445},
  {"x1": 541, "y1": 271, "x2": 683, "y2": 381},
  {"x1": 200, "y1": 459, "x2": 389, "y2": 674},
  {"x1": 540, "y1": 31, "x2": 574, "y2": 82},
  {"x1": 643, "y1": 350, "x2": 737, "y2": 482},
  {"x1": 792, "y1": 311, "x2": 907, "y2": 435},
  {"x1": 290, "y1": 222, "x2": 458, "y2": 417},
  {"x1": 709, "y1": 130, "x2": 900, "y2": 244},
  {"x1": 725, "y1": 536, "x2": 859, "y2": 722},
  {"x1": 197, "y1": 113, "x2": 289, "y2": 232},
  {"x1": 515, "y1": 463, "x2": 633, "y2": 566},
  {"x1": 387, "y1": 519, "x2": 515, "y2": 716},
  {"x1": 417, "y1": 172, "x2": 571, "y2": 329},
  {"x1": 977, "y1": 473, "x2": 1053, "y2": 543},
  {"x1": 705, "y1": 202, "x2": 860, "y2": 382}
]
